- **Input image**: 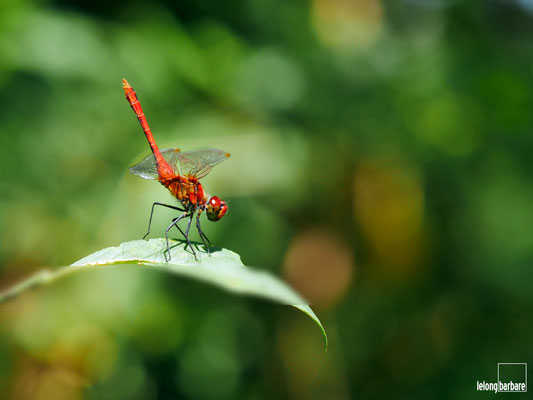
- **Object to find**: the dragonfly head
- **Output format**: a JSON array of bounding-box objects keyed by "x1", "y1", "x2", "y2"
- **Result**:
[{"x1": 206, "y1": 196, "x2": 228, "y2": 221}]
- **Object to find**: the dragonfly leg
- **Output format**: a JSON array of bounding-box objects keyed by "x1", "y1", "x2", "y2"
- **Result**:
[
  {"x1": 196, "y1": 211, "x2": 212, "y2": 256},
  {"x1": 171, "y1": 217, "x2": 188, "y2": 244},
  {"x1": 184, "y1": 213, "x2": 197, "y2": 260},
  {"x1": 172, "y1": 217, "x2": 188, "y2": 250},
  {"x1": 164, "y1": 213, "x2": 188, "y2": 262},
  {"x1": 143, "y1": 202, "x2": 185, "y2": 240}
]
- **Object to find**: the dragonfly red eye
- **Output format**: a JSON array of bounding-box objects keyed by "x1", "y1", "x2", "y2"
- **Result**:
[
  {"x1": 206, "y1": 196, "x2": 227, "y2": 221},
  {"x1": 218, "y1": 202, "x2": 228, "y2": 218}
]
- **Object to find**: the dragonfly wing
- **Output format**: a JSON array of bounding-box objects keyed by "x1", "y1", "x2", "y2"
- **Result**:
[
  {"x1": 177, "y1": 148, "x2": 230, "y2": 179},
  {"x1": 129, "y1": 148, "x2": 180, "y2": 180}
]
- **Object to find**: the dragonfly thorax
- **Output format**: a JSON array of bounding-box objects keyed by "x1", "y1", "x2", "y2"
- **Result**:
[
  {"x1": 163, "y1": 177, "x2": 227, "y2": 221},
  {"x1": 163, "y1": 176, "x2": 206, "y2": 208}
]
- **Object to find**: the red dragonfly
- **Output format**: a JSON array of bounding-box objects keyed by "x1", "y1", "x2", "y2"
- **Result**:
[{"x1": 122, "y1": 79, "x2": 229, "y2": 260}]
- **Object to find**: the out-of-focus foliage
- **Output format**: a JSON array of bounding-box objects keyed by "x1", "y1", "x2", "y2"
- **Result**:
[{"x1": 1, "y1": 0, "x2": 533, "y2": 398}]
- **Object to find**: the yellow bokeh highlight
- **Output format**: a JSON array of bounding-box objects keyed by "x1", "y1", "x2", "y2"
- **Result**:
[
  {"x1": 312, "y1": 0, "x2": 383, "y2": 51},
  {"x1": 353, "y1": 158, "x2": 426, "y2": 279}
]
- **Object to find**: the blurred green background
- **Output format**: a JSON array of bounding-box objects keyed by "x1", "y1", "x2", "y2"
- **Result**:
[{"x1": 1, "y1": 0, "x2": 533, "y2": 398}]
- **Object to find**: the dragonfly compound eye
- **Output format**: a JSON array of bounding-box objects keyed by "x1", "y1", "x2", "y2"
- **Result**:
[{"x1": 206, "y1": 196, "x2": 228, "y2": 221}]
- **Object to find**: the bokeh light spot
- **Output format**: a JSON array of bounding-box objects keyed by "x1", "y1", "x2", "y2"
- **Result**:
[
  {"x1": 312, "y1": 0, "x2": 383, "y2": 52},
  {"x1": 353, "y1": 158, "x2": 426, "y2": 279},
  {"x1": 283, "y1": 229, "x2": 354, "y2": 308}
]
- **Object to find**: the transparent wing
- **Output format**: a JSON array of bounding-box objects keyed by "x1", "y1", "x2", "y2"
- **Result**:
[
  {"x1": 129, "y1": 148, "x2": 180, "y2": 179},
  {"x1": 176, "y1": 148, "x2": 230, "y2": 179}
]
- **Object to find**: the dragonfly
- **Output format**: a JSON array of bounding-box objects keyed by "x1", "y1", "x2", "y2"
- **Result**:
[{"x1": 122, "y1": 79, "x2": 230, "y2": 261}]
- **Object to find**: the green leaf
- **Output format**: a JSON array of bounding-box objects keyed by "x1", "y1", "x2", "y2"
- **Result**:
[{"x1": 1, "y1": 239, "x2": 327, "y2": 350}]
